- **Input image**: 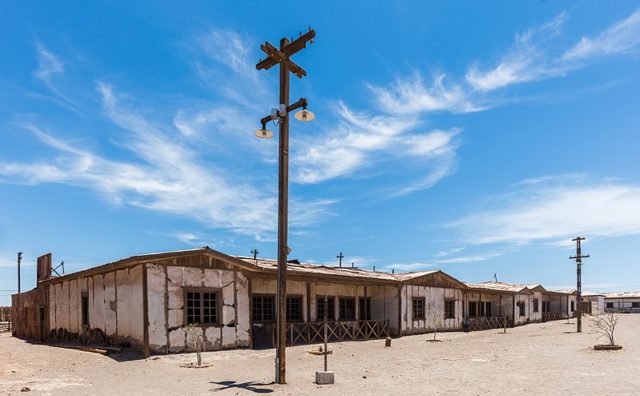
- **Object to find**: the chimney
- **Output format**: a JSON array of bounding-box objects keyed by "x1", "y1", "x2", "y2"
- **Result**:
[{"x1": 37, "y1": 253, "x2": 52, "y2": 282}]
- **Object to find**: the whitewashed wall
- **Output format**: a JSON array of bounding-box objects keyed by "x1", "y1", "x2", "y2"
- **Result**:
[
  {"x1": 530, "y1": 291, "x2": 543, "y2": 322},
  {"x1": 400, "y1": 285, "x2": 464, "y2": 335},
  {"x1": 146, "y1": 263, "x2": 250, "y2": 354},
  {"x1": 47, "y1": 265, "x2": 144, "y2": 348}
]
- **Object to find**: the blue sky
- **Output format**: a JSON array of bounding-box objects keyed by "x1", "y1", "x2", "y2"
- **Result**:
[{"x1": 2, "y1": 1, "x2": 640, "y2": 304}]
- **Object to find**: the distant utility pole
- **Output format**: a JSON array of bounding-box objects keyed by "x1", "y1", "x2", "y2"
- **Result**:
[
  {"x1": 336, "y1": 252, "x2": 344, "y2": 268},
  {"x1": 251, "y1": 249, "x2": 259, "y2": 261},
  {"x1": 17, "y1": 252, "x2": 22, "y2": 295},
  {"x1": 570, "y1": 236, "x2": 589, "y2": 333}
]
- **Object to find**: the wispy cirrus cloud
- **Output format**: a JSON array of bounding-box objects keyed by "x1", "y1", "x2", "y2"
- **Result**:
[
  {"x1": 292, "y1": 102, "x2": 460, "y2": 195},
  {"x1": 466, "y1": 10, "x2": 640, "y2": 92},
  {"x1": 33, "y1": 42, "x2": 64, "y2": 82},
  {"x1": 0, "y1": 82, "x2": 334, "y2": 239},
  {"x1": 449, "y1": 174, "x2": 640, "y2": 245},
  {"x1": 563, "y1": 10, "x2": 640, "y2": 61}
]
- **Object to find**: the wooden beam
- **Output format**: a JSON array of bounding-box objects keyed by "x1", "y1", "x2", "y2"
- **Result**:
[
  {"x1": 142, "y1": 264, "x2": 150, "y2": 358},
  {"x1": 282, "y1": 29, "x2": 316, "y2": 57}
]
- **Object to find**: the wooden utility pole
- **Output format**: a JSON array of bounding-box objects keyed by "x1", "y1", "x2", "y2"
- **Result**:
[
  {"x1": 251, "y1": 249, "x2": 259, "y2": 261},
  {"x1": 256, "y1": 28, "x2": 316, "y2": 385},
  {"x1": 336, "y1": 252, "x2": 344, "y2": 268},
  {"x1": 570, "y1": 236, "x2": 589, "y2": 333},
  {"x1": 17, "y1": 252, "x2": 22, "y2": 295}
]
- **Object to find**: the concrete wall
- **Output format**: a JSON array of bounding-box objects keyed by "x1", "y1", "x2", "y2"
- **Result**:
[
  {"x1": 604, "y1": 297, "x2": 640, "y2": 312},
  {"x1": 146, "y1": 263, "x2": 250, "y2": 354},
  {"x1": 46, "y1": 265, "x2": 144, "y2": 348},
  {"x1": 11, "y1": 288, "x2": 44, "y2": 339},
  {"x1": 530, "y1": 291, "x2": 543, "y2": 322},
  {"x1": 400, "y1": 285, "x2": 464, "y2": 335}
]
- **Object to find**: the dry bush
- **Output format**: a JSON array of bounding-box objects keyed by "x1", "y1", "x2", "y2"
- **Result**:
[
  {"x1": 185, "y1": 324, "x2": 204, "y2": 366},
  {"x1": 590, "y1": 312, "x2": 620, "y2": 346}
]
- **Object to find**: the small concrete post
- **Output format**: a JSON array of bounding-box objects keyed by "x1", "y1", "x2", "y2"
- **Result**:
[{"x1": 503, "y1": 316, "x2": 507, "y2": 334}]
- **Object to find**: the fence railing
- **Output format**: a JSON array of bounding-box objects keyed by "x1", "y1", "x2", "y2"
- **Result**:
[
  {"x1": 465, "y1": 316, "x2": 508, "y2": 331},
  {"x1": 276, "y1": 320, "x2": 390, "y2": 346},
  {"x1": 542, "y1": 311, "x2": 567, "y2": 322}
]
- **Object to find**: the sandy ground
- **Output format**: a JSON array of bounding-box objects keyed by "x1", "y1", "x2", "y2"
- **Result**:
[{"x1": 1, "y1": 316, "x2": 639, "y2": 395}]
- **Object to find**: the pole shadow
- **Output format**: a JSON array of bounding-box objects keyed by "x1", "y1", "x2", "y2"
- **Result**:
[{"x1": 210, "y1": 380, "x2": 274, "y2": 393}]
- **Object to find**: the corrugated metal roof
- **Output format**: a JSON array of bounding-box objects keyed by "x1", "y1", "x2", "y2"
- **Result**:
[
  {"x1": 464, "y1": 281, "x2": 532, "y2": 293},
  {"x1": 236, "y1": 256, "x2": 399, "y2": 281},
  {"x1": 604, "y1": 291, "x2": 640, "y2": 299}
]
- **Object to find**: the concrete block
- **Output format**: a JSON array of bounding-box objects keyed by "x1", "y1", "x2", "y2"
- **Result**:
[{"x1": 315, "y1": 371, "x2": 335, "y2": 385}]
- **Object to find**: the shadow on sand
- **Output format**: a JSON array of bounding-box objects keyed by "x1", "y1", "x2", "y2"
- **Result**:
[{"x1": 211, "y1": 380, "x2": 274, "y2": 393}]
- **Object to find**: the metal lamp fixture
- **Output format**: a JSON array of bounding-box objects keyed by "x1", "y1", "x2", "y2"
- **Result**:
[
  {"x1": 255, "y1": 122, "x2": 274, "y2": 139},
  {"x1": 294, "y1": 107, "x2": 315, "y2": 122}
]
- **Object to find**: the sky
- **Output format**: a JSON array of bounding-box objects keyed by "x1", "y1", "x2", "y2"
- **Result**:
[{"x1": 2, "y1": 1, "x2": 640, "y2": 305}]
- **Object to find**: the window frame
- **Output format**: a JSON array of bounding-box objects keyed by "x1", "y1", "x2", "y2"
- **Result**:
[
  {"x1": 252, "y1": 294, "x2": 276, "y2": 323},
  {"x1": 286, "y1": 295, "x2": 304, "y2": 322},
  {"x1": 533, "y1": 298, "x2": 539, "y2": 313},
  {"x1": 606, "y1": 302, "x2": 614, "y2": 308},
  {"x1": 444, "y1": 299, "x2": 456, "y2": 319},
  {"x1": 359, "y1": 297, "x2": 372, "y2": 321},
  {"x1": 316, "y1": 295, "x2": 336, "y2": 321},
  {"x1": 469, "y1": 301, "x2": 478, "y2": 317},
  {"x1": 632, "y1": 302, "x2": 640, "y2": 308},
  {"x1": 412, "y1": 297, "x2": 426, "y2": 320},
  {"x1": 81, "y1": 292, "x2": 89, "y2": 327},
  {"x1": 338, "y1": 297, "x2": 356, "y2": 321},
  {"x1": 184, "y1": 287, "x2": 221, "y2": 326},
  {"x1": 518, "y1": 301, "x2": 526, "y2": 317}
]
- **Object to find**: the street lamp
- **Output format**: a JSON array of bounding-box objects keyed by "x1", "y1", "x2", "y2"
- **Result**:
[{"x1": 255, "y1": 28, "x2": 316, "y2": 385}]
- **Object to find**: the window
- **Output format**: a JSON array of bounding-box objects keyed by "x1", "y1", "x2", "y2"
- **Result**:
[
  {"x1": 632, "y1": 302, "x2": 640, "y2": 308},
  {"x1": 412, "y1": 298, "x2": 425, "y2": 320},
  {"x1": 286, "y1": 296, "x2": 303, "y2": 322},
  {"x1": 317, "y1": 296, "x2": 335, "y2": 321},
  {"x1": 339, "y1": 297, "x2": 355, "y2": 320},
  {"x1": 469, "y1": 301, "x2": 477, "y2": 317},
  {"x1": 359, "y1": 297, "x2": 371, "y2": 320},
  {"x1": 81, "y1": 293, "x2": 89, "y2": 326},
  {"x1": 186, "y1": 290, "x2": 219, "y2": 325},
  {"x1": 570, "y1": 301, "x2": 575, "y2": 312},
  {"x1": 518, "y1": 302, "x2": 526, "y2": 316},
  {"x1": 252, "y1": 295, "x2": 275, "y2": 322},
  {"x1": 606, "y1": 302, "x2": 614, "y2": 308},
  {"x1": 533, "y1": 298, "x2": 539, "y2": 313},
  {"x1": 445, "y1": 300, "x2": 455, "y2": 319},
  {"x1": 485, "y1": 302, "x2": 492, "y2": 317}
]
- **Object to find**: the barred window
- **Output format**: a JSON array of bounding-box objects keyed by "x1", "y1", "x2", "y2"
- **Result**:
[
  {"x1": 445, "y1": 300, "x2": 455, "y2": 319},
  {"x1": 286, "y1": 296, "x2": 303, "y2": 321},
  {"x1": 518, "y1": 302, "x2": 526, "y2": 316},
  {"x1": 186, "y1": 290, "x2": 219, "y2": 325},
  {"x1": 317, "y1": 296, "x2": 335, "y2": 321},
  {"x1": 412, "y1": 298, "x2": 425, "y2": 320},
  {"x1": 359, "y1": 297, "x2": 371, "y2": 320},
  {"x1": 533, "y1": 298, "x2": 539, "y2": 313},
  {"x1": 606, "y1": 302, "x2": 613, "y2": 308},
  {"x1": 339, "y1": 297, "x2": 355, "y2": 320},
  {"x1": 485, "y1": 302, "x2": 492, "y2": 317},
  {"x1": 632, "y1": 302, "x2": 640, "y2": 308},
  {"x1": 252, "y1": 295, "x2": 275, "y2": 322},
  {"x1": 469, "y1": 301, "x2": 477, "y2": 317}
]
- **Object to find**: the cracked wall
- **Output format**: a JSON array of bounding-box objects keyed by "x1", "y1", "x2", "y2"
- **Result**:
[{"x1": 146, "y1": 262, "x2": 250, "y2": 354}]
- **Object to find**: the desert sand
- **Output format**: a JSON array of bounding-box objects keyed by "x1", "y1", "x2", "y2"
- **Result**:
[{"x1": 1, "y1": 315, "x2": 639, "y2": 395}]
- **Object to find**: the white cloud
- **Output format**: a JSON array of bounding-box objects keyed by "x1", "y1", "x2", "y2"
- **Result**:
[
  {"x1": 370, "y1": 72, "x2": 482, "y2": 114},
  {"x1": 450, "y1": 175, "x2": 640, "y2": 245},
  {"x1": 467, "y1": 10, "x2": 640, "y2": 92},
  {"x1": 0, "y1": 83, "x2": 334, "y2": 239},
  {"x1": 466, "y1": 13, "x2": 567, "y2": 92},
  {"x1": 385, "y1": 262, "x2": 437, "y2": 271},
  {"x1": 563, "y1": 10, "x2": 640, "y2": 61},
  {"x1": 292, "y1": 102, "x2": 460, "y2": 193},
  {"x1": 33, "y1": 42, "x2": 64, "y2": 81}
]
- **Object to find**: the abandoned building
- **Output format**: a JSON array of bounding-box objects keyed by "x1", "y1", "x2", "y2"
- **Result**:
[
  {"x1": 11, "y1": 247, "x2": 578, "y2": 356},
  {"x1": 604, "y1": 292, "x2": 640, "y2": 313}
]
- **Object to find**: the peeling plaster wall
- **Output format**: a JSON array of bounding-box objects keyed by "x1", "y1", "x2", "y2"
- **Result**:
[
  {"x1": 530, "y1": 291, "x2": 543, "y2": 322},
  {"x1": 46, "y1": 265, "x2": 144, "y2": 349},
  {"x1": 400, "y1": 285, "x2": 463, "y2": 335},
  {"x1": 514, "y1": 293, "x2": 530, "y2": 324},
  {"x1": 147, "y1": 262, "x2": 250, "y2": 354}
]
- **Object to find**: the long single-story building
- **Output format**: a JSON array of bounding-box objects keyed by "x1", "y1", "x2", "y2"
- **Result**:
[
  {"x1": 604, "y1": 292, "x2": 640, "y2": 313},
  {"x1": 11, "y1": 247, "x2": 578, "y2": 356},
  {"x1": 12, "y1": 248, "x2": 470, "y2": 355}
]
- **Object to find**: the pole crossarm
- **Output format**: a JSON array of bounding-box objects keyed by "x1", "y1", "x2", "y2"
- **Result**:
[{"x1": 256, "y1": 29, "x2": 315, "y2": 79}]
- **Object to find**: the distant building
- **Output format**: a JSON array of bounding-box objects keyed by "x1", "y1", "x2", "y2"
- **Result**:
[{"x1": 604, "y1": 292, "x2": 640, "y2": 313}]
